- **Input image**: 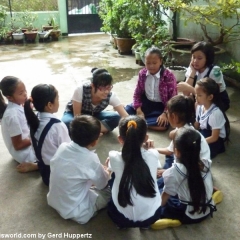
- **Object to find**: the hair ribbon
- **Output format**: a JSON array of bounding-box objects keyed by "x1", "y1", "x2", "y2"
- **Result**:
[{"x1": 127, "y1": 120, "x2": 137, "y2": 133}]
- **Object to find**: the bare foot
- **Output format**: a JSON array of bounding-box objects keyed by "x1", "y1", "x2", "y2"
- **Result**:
[{"x1": 17, "y1": 162, "x2": 38, "y2": 173}]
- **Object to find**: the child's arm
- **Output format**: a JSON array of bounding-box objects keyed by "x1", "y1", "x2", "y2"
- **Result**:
[
  {"x1": 11, "y1": 135, "x2": 31, "y2": 150},
  {"x1": 156, "y1": 147, "x2": 173, "y2": 156},
  {"x1": 206, "y1": 129, "x2": 220, "y2": 144},
  {"x1": 72, "y1": 100, "x2": 82, "y2": 116},
  {"x1": 177, "y1": 82, "x2": 195, "y2": 95},
  {"x1": 114, "y1": 105, "x2": 128, "y2": 117},
  {"x1": 161, "y1": 192, "x2": 170, "y2": 206},
  {"x1": 194, "y1": 121, "x2": 200, "y2": 130}
]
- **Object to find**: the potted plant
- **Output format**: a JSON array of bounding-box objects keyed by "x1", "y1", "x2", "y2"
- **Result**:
[
  {"x1": 12, "y1": 28, "x2": 24, "y2": 41},
  {"x1": 0, "y1": 26, "x2": 12, "y2": 44},
  {"x1": 42, "y1": 15, "x2": 55, "y2": 31},
  {"x1": 169, "y1": 0, "x2": 240, "y2": 66},
  {"x1": 47, "y1": 15, "x2": 61, "y2": 41},
  {"x1": 0, "y1": 5, "x2": 12, "y2": 44},
  {"x1": 220, "y1": 60, "x2": 240, "y2": 88},
  {"x1": 99, "y1": 0, "x2": 136, "y2": 54},
  {"x1": 99, "y1": 0, "x2": 117, "y2": 47},
  {"x1": 21, "y1": 11, "x2": 38, "y2": 42}
]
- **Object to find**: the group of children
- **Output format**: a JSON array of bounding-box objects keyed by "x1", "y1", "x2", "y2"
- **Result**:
[{"x1": 0, "y1": 41, "x2": 229, "y2": 229}]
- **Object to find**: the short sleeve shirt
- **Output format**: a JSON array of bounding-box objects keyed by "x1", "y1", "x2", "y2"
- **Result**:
[
  {"x1": 186, "y1": 66, "x2": 226, "y2": 92},
  {"x1": 72, "y1": 82, "x2": 121, "y2": 108}
]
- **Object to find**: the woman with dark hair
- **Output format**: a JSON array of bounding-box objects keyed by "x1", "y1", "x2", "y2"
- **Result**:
[
  {"x1": 177, "y1": 41, "x2": 230, "y2": 111},
  {"x1": 62, "y1": 68, "x2": 128, "y2": 133},
  {"x1": 24, "y1": 84, "x2": 70, "y2": 185},
  {"x1": 107, "y1": 115, "x2": 162, "y2": 229}
]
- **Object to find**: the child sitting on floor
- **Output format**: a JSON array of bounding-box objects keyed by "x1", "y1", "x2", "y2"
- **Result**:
[
  {"x1": 107, "y1": 115, "x2": 162, "y2": 229},
  {"x1": 156, "y1": 94, "x2": 210, "y2": 189},
  {"x1": 125, "y1": 47, "x2": 177, "y2": 131},
  {"x1": 152, "y1": 128, "x2": 221, "y2": 230},
  {"x1": 47, "y1": 115, "x2": 111, "y2": 224},
  {"x1": 24, "y1": 84, "x2": 71, "y2": 186},
  {"x1": 194, "y1": 77, "x2": 230, "y2": 158},
  {"x1": 0, "y1": 76, "x2": 37, "y2": 172}
]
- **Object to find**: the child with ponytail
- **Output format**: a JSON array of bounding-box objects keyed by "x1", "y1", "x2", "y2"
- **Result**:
[
  {"x1": 152, "y1": 128, "x2": 217, "y2": 229},
  {"x1": 156, "y1": 94, "x2": 210, "y2": 186},
  {"x1": 24, "y1": 84, "x2": 70, "y2": 185},
  {"x1": 107, "y1": 115, "x2": 162, "y2": 229}
]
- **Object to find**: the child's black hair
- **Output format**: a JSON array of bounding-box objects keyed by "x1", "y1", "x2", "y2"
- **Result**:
[
  {"x1": 91, "y1": 68, "x2": 113, "y2": 93},
  {"x1": 174, "y1": 128, "x2": 207, "y2": 214},
  {"x1": 167, "y1": 95, "x2": 195, "y2": 125},
  {"x1": 196, "y1": 77, "x2": 230, "y2": 143},
  {"x1": 70, "y1": 115, "x2": 101, "y2": 147},
  {"x1": 24, "y1": 84, "x2": 58, "y2": 135},
  {"x1": 0, "y1": 76, "x2": 20, "y2": 118},
  {"x1": 145, "y1": 46, "x2": 163, "y2": 59},
  {"x1": 118, "y1": 115, "x2": 156, "y2": 207},
  {"x1": 191, "y1": 41, "x2": 214, "y2": 67},
  {"x1": 145, "y1": 46, "x2": 163, "y2": 69}
]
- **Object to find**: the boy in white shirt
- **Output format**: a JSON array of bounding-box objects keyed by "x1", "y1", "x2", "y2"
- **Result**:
[{"x1": 47, "y1": 115, "x2": 111, "y2": 224}]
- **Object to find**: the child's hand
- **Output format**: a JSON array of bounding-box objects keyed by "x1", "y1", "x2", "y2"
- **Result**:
[
  {"x1": 143, "y1": 139, "x2": 154, "y2": 149},
  {"x1": 189, "y1": 59, "x2": 197, "y2": 74},
  {"x1": 157, "y1": 113, "x2": 168, "y2": 127},
  {"x1": 157, "y1": 169, "x2": 165, "y2": 178},
  {"x1": 136, "y1": 108, "x2": 145, "y2": 119},
  {"x1": 105, "y1": 157, "x2": 110, "y2": 167},
  {"x1": 177, "y1": 82, "x2": 192, "y2": 95}
]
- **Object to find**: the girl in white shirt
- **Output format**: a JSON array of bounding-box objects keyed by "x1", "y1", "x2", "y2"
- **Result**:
[
  {"x1": 108, "y1": 115, "x2": 162, "y2": 229},
  {"x1": 0, "y1": 76, "x2": 37, "y2": 173},
  {"x1": 177, "y1": 41, "x2": 230, "y2": 111},
  {"x1": 24, "y1": 84, "x2": 70, "y2": 185},
  {"x1": 195, "y1": 77, "x2": 230, "y2": 158},
  {"x1": 152, "y1": 128, "x2": 217, "y2": 230},
  {"x1": 156, "y1": 94, "x2": 210, "y2": 189}
]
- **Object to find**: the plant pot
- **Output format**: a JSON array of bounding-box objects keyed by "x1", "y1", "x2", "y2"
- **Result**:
[
  {"x1": 134, "y1": 51, "x2": 141, "y2": 61},
  {"x1": 167, "y1": 66, "x2": 187, "y2": 82},
  {"x1": 38, "y1": 31, "x2": 48, "y2": 39},
  {"x1": 12, "y1": 32, "x2": 24, "y2": 41},
  {"x1": 50, "y1": 30, "x2": 61, "y2": 41},
  {"x1": 116, "y1": 37, "x2": 135, "y2": 55},
  {"x1": 1, "y1": 32, "x2": 13, "y2": 44},
  {"x1": 24, "y1": 31, "x2": 38, "y2": 42},
  {"x1": 164, "y1": 38, "x2": 196, "y2": 45},
  {"x1": 170, "y1": 44, "x2": 226, "y2": 67},
  {"x1": 42, "y1": 26, "x2": 54, "y2": 31}
]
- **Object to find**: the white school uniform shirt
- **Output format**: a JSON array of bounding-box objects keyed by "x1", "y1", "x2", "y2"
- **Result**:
[
  {"x1": 186, "y1": 66, "x2": 226, "y2": 92},
  {"x1": 167, "y1": 124, "x2": 210, "y2": 160},
  {"x1": 145, "y1": 69, "x2": 162, "y2": 102},
  {"x1": 1, "y1": 102, "x2": 36, "y2": 163},
  {"x1": 33, "y1": 112, "x2": 71, "y2": 165},
  {"x1": 72, "y1": 82, "x2": 122, "y2": 108},
  {"x1": 196, "y1": 104, "x2": 226, "y2": 139},
  {"x1": 163, "y1": 159, "x2": 214, "y2": 219},
  {"x1": 109, "y1": 148, "x2": 161, "y2": 221},
  {"x1": 47, "y1": 141, "x2": 109, "y2": 224}
]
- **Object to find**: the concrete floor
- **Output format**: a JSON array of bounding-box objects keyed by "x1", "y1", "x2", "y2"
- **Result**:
[{"x1": 0, "y1": 34, "x2": 240, "y2": 240}]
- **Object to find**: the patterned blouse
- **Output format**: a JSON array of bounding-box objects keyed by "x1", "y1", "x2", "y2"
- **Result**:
[{"x1": 132, "y1": 67, "x2": 177, "y2": 110}]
